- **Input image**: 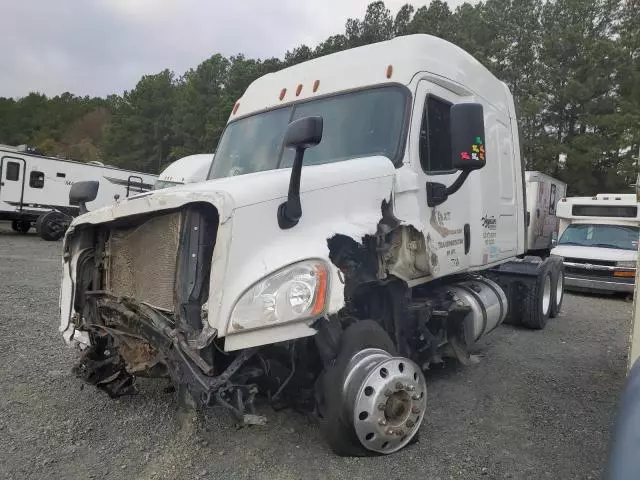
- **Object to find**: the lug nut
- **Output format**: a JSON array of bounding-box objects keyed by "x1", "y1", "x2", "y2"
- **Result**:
[
  {"x1": 412, "y1": 393, "x2": 421, "y2": 400},
  {"x1": 412, "y1": 406, "x2": 421, "y2": 414},
  {"x1": 396, "y1": 429, "x2": 405, "y2": 436},
  {"x1": 407, "y1": 384, "x2": 415, "y2": 392},
  {"x1": 396, "y1": 382, "x2": 404, "y2": 390},
  {"x1": 378, "y1": 403, "x2": 386, "y2": 411},
  {"x1": 384, "y1": 389, "x2": 393, "y2": 396},
  {"x1": 386, "y1": 428, "x2": 394, "y2": 435},
  {"x1": 378, "y1": 418, "x2": 387, "y2": 426}
]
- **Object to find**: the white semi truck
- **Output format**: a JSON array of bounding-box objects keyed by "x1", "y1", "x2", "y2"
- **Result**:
[{"x1": 58, "y1": 35, "x2": 563, "y2": 456}]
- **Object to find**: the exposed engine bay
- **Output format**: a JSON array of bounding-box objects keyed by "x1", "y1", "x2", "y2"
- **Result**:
[{"x1": 66, "y1": 203, "x2": 510, "y2": 437}]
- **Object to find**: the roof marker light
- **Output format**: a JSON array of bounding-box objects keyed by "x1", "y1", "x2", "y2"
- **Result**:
[
  {"x1": 313, "y1": 80, "x2": 320, "y2": 92},
  {"x1": 296, "y1": 84, "x2": 303, "y2": 96},
  {"x1": 386, "y1": 65, "x2": 393, "y2": 79},
  {"x1": 279, "y1": 88, "x2": 287, "y2": 101}
]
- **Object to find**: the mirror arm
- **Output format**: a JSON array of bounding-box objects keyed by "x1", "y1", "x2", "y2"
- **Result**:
[
  {"x1": 445, "y1": 170, "x2": 470, "y2": 197},
  {"x1": 278, "y1": 147, "x2": 304, "y2": 229},
  {"x1": 426, "y1": 170, "x2": 471, "y2": 208}
]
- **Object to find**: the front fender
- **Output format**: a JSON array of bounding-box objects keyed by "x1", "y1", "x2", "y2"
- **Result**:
[{"x1": 211, "y1": 159, "x2": 397, "y2": 350}]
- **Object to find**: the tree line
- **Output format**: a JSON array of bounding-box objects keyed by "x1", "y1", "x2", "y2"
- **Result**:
[{"x1": 0, "y1": 0, "x2": 638, "y2": 195}]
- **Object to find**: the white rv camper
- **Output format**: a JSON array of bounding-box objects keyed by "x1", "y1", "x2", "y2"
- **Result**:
[
  {"x1": 524, "y1": 171, "x2": 567, "y2": 254},
  {"x1": 155, "y1": 154, "x2": 213, "y2": 190},
  {"x1": 0, "y1": 146, "x2": 157, "y2": 240},
  {"x1": 551, "y1": 194, "x2": 639, "y2": 293}
]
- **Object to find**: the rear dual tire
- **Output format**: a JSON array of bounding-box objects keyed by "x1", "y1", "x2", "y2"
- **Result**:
[
  {"x1": 549, "y1": 259, "x2": 564, "y2": 318},
  {"x1": 522, "y1": 258, "x2": 564, "y2": 329}
]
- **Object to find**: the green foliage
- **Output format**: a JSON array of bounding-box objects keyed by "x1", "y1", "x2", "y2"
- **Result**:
[{"x1": 0, "y1": 0, "x2": 638, "y2": 193}]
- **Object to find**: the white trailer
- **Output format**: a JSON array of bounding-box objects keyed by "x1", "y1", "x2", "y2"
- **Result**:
[
  {"x1": 525, "y1": 171, "x2": 567, "y2": 254},
  {"x1": 154, "y1": 154, "x2": 213, "y2": 190},
  {"x1": 0, "y1": 146, "x2": 157, "y2": 240},
  {"x1": 58, "y1": 34, "x2": 564, "y2": 457}
]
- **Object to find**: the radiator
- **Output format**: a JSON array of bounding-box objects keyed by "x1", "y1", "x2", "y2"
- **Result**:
[{"x1": 106, "y1": 212, "x2": 182, "y2": 311}]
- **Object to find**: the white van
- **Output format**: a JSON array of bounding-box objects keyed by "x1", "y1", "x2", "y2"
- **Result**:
[{"x1": 551, "y1": 194, "x2": 639, "y2": 293}]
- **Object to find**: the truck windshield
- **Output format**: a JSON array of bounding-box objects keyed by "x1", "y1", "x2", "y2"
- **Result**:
[
  {"x1": 208, "y1": 86, "x2": 407, "y2": 179},
  {"x1": 558, "y1": 224, "x2": 640, "y2": 251}
]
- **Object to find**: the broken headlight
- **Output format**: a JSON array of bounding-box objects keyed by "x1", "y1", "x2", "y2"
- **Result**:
[{"x1": 230, "y1": 260, "x2": 329, "y2": 332}]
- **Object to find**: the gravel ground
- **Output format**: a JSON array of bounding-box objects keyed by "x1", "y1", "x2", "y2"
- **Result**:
[{"x1": 0, "y1": 224, "x2": 632, "y2": 480}]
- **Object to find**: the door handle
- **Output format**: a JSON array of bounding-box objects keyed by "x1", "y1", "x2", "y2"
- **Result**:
[{"x1": 464, "y1": 223, "x2": 470, "y2": 254}]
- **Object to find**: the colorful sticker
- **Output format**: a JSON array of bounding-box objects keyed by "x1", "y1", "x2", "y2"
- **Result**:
[{"x1": 461, "y1": 137, "x2": 485, "y2": 162}]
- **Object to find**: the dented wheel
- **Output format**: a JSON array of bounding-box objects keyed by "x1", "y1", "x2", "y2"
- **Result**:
[{"x1": 318, "y1": 320, "x2": 426, "y2": 456}]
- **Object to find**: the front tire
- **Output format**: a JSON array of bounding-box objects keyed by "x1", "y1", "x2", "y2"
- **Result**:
[{"x1": 318, "y1": 320, "x2": 426, "y2": 456}]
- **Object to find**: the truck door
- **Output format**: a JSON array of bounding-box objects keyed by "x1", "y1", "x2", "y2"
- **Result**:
[
  {"x1": 476, "y1": 116, "x2": 519, "y2": 263},
  {"x1": 411, "y1": 80, "x2": 472, "y2": 277},
  {"x1": 0, "y1": 156, "x2": 26, "y2": 206}
]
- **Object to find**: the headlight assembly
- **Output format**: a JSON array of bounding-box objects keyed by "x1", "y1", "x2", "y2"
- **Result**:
[
  {"x1": 230, "y1": 260, "x2": 329, "y2": 332},
  {"x1": 616, "y1": 261, "x2": 637, "y2": 269}
]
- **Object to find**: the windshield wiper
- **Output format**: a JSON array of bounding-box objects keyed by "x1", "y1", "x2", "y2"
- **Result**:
[{"x1": 591, "y1": 243, "x2": 625, "y2": 249}]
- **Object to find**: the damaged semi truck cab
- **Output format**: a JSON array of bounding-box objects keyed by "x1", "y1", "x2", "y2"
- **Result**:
[{"x1": 59, "y1": 34, "x2": 563, "y2": 456}]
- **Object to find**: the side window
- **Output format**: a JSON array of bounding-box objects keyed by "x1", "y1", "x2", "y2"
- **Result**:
[
  {"x1": 29, "y1": 171, "x2": 45, "y2": 189},
  {"x1": 419, "y1": 95, "x2": 452, "y2": 173},
  {"x1": 5, "y1": 161, "x2": 20, "y2": 181}
]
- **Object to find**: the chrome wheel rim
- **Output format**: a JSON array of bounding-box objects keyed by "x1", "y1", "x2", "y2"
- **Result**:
[{"x1": 343, "y1": 348, "x2": 427, "y2": 454}]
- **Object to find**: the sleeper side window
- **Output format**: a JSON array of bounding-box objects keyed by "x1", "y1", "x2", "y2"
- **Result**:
[
  {"x1": 29, "y1": 171, "x2": 45, "y2": 189},
  {"x1": 419, "y1": 95, "x2": 453, "y2": 173},
  {"x1": 6, "y1": 161, "x2": 20, "y2": 181}
]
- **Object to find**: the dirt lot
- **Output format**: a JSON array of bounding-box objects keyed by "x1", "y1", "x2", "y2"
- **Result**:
[{"x1": 0, "y1": 224, "x2": 632, "y2": 480}]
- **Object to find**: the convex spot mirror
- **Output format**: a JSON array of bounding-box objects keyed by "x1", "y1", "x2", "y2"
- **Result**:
[{"x1": 451, "y1": 103, "x2": 486, "y2": 172}]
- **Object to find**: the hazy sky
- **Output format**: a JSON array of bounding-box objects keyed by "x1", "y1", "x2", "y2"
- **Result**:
[{"x1": 0, "y1": 0, "x2": 471, "y2": 99}]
